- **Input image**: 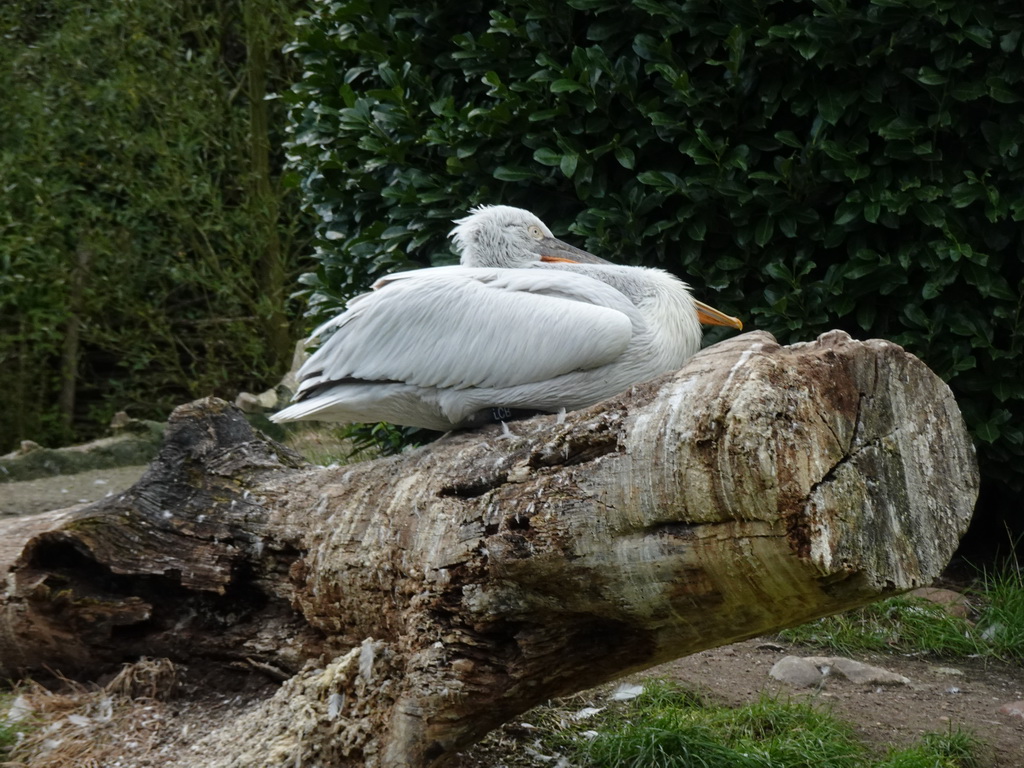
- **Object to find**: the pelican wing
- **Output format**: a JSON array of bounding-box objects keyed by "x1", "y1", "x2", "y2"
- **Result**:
[{"x1": 296, "y1": 266, "x2": 637, "y2": 394}]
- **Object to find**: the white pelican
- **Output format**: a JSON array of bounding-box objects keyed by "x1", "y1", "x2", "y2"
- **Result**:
[{"x1": 271, "y1": 205, "x2": 742, "y2": 431}]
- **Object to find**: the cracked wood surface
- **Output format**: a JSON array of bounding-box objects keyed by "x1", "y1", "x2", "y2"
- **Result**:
[{"x1": 0, "y1": 330, "x2": 977, "y2": 767}]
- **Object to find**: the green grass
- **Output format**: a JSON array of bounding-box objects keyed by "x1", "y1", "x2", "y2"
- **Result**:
[
  {"x1": 975, "y1": 566, "x2": 1024, "y2": 663},
  {"x1": 0, "y1": 692, "x2": 25, "y2": 756},
  {"x1": 566, "y1": 680, "x2": 980, "y2": 768},
  {"x1": 779, "y1": 566, "x2": 1024, "y2": 663},
  {"x1": 0, "y1": 723, "x2": 17, "y2": 756},
  {"x1": 877, "y1": 730, "x2": 982, "y2": 768},
  {"x1": 777, "y1": 596, "x2": 985, "y2": 659}
]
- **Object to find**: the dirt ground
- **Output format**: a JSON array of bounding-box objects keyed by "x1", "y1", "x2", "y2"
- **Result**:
[
  {"x1": 651, "y1": 641, "x2": 1023, "y2": 765},
  {"x1": 2, "y1": 469, "x2": 1023, "y2": 767},
  {"x1": 0, "y1": 465, "x2": 147, "y2": 516}
]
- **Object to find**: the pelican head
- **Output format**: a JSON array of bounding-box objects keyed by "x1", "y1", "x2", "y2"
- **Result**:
[{"x1": 451, "y1": 205, "x2": 609, "y2": 268}]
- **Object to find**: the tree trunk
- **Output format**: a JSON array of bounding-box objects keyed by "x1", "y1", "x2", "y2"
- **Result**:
[
  {"x1": 57, "y1": 245, "x2": 90, "y2": 442},
  {"x1": 242, "y1": 0, "x2": 292, "y2": 370},
  {"x1": 0, "y1": 331, "x2": 978, "y2": 767}
]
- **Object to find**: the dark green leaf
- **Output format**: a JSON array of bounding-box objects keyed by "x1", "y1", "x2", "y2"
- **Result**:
[
  {"x1": 774, "y1": 130, "x2": 802, "y2": 148},
  {"x1": 834, "y1": 202, "x2": 860, "y2": 226},
  {"x1": 902, "y1": 304, "x2": 930, "y2": 329},
  {"x1": 559, "y1": 153, "x2": 579, "y2": 178},
  {"x1": 493, "y1": 166, "x2": 538, "y2": 181},
  {"x1": 950, "y1": 182, "x2": 983, "y2": 208},
  {"x1": 533, "y1": 147, "x2": 561, "y2": 166},
  {"x1": 987, "y1": 77, "x2": 1020, "y2": 104},
  {"x1": 914, "y1": 202, "x2": 945, "y2": 227},
  {"x1": 764, "y1": 262, "x2": 790, "y2": 282},
  {"x1": 687, "y1": 218, "x2": 706, "y2": 241},
  {"x1": 550, "y1": 78, "x2": 584, "y2": 93},
  {"x1": 975, "y1": 421, "x2": 1000, "y2": 443},
  {"x1": 637, "y1": 170, "x2": 685, "y2": 191},
  {"x1": 914, "y1": 67, "x2": 947, "y2": 86},
  {"x1": 754, "y1": 216, "x2": 773, "y2": 247}
]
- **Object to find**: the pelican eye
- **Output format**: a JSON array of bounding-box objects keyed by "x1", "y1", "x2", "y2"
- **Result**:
[{"x1": 527, "y1": 224, "x2": 544, "y2": 240}]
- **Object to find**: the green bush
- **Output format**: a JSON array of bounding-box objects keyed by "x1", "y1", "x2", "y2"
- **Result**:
[
  {"x1": 0, "y1": 0, "x2": 307, "y2": 450},
  {"x1": 285, "y1": 0, "x2": 1024, "y2": 494}
]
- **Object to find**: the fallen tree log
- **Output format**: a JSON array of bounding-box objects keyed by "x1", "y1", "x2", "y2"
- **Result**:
[{"x1": 0, "y1": 330, "x2": 978, "y2": 767}]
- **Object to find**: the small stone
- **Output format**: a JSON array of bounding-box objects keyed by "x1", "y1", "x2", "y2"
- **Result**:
[
  {"x1": 909, "y1": 587, "x2": 970, "y2": 619},
  {"x1": 932, "y1": 666, "x2": 964, "y2": 677},
  {"x1": 769, "y1": 656, "x2": 825, "y2": 687},
  {"x1": 235, "y1": 388, "x2": 283, "y2": 412},
  {"x1": 827, "y1": 657, "x2": 910, "y2": 686},
  {"x1": 770, "y1": 656, "x2": 909, "y2": 687},
  {"x1": 235, "y1": 393, "x2": 264, "y2": 413},
  {"x1": 998, "y1": 700, "x2": 1024, "y2": 719},
  {"x1": 253, "y1": 388, "x2": 280, "y2": 409},
  {"x1": 109, "y1": 411, "x2": 133, "y2": 431}
]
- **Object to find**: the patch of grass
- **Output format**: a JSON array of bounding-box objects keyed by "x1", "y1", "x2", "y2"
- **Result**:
[
  {"x1": 570, "y1": 680, "x2": 980, "y2": 768},
  {"x1": 0, "y1": 690, "x2": 33, "y2": 757},
  {"x1": 877, "y1": 730, "x2": 983, "y2": 768},
  {"x1": 778, "y1": 596, "x2": 984, "y2": 659},
  {"x1": 975, "y1": 565, "x2": 1024, "y2": 663},
  {"x1": 0, "y1": 720, "x2": 20, "y2": 756},
  {"x1": 779, "y1": 560, "x2": 1024, "y2": 664},
  {"x1": 579, "y1": 682, "x2": 862, "y2": 768}
]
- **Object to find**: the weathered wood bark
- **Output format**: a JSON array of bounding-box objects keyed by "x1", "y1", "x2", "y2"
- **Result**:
[{"x1": 0, "y1": 331, "x2": 978, "y2": 767}]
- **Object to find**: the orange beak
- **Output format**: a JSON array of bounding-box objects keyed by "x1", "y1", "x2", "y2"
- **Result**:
[{"x1": 694, "y1": 299, "x2": 743, "y2": 330}]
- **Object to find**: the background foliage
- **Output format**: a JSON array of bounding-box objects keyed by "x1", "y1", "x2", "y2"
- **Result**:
[
  {"x1": 0, "y1": 0, "x2": 307, "y2": 451},
  {"x1": 285, "y1": 0, "x2": 1023, "y2": 531}
]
